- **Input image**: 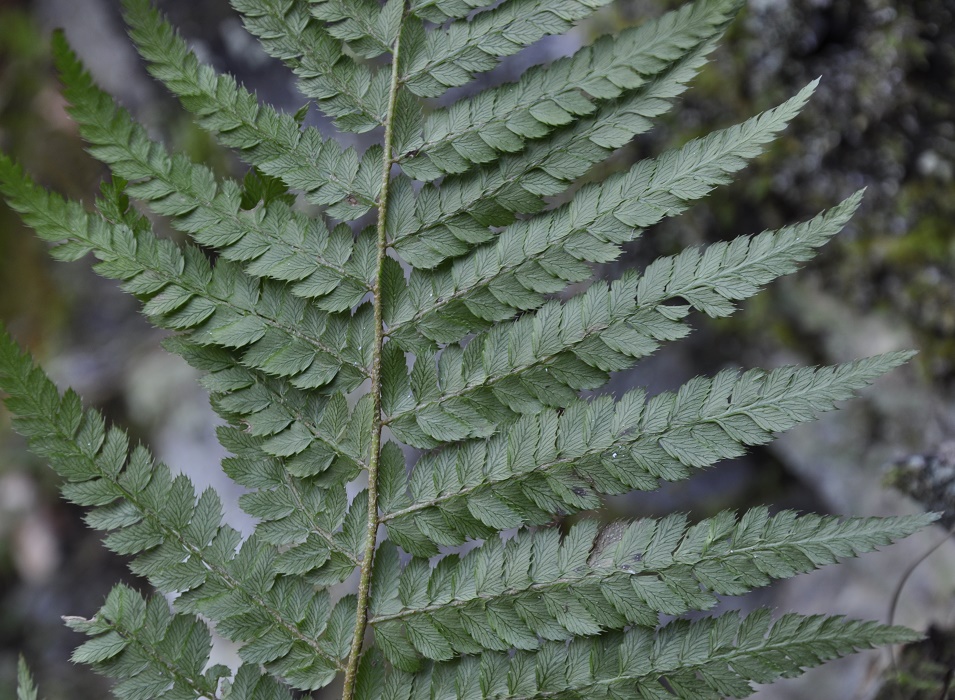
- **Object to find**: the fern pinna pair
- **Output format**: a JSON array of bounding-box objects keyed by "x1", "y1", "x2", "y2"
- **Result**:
[{"x1": 0, "y1": 0, "x2": 934, "y2": 698}]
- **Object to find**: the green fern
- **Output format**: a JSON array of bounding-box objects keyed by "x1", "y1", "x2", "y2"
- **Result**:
[
  {"x1": 16, "y1": 657, "x2": 39, "y2": 700},
  {"x1": 0, "y1": 0, "x2": 935, "y2": 698}
]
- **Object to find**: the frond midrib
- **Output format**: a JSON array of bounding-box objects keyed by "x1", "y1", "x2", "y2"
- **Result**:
[{"x1": 340, "y1": 3, "x2": 409, "y2": 697}]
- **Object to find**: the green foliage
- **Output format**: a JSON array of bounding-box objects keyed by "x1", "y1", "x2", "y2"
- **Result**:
[
  {"x1": 0, "y1": 0, "x2": 934, "y2": 698},
  {"x1": 16, "y1": 657, "x2": 38, "y2": 700},
  {"x1": 355, "y1": 613, "x2": 920, "y2": 699}
]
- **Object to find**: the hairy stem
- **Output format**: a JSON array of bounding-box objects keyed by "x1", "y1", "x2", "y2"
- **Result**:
[{"x1": 341, "y1": 10, "x2": 407, "y2": 699}]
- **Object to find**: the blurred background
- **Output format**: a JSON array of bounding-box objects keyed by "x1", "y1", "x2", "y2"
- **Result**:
[{"x1": 0, "y1": 0, "x2": 953, "y2": 697}]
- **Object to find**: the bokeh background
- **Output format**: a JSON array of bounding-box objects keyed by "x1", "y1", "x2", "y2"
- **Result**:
[{"x1": 0, "y1": 0, "x2": 953, "y2": 697}]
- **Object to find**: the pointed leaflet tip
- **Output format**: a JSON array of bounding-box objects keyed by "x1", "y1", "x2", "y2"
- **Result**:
[
  {"x1": 49, "y1": 27, "x2": 66, "y2": 53},
  {"x1": 766, "y1": 78, "x2": 822, "y2": 129},
  {"x1": 16, "y1": 656, "x2": 38, "y2": 700},
  {"x1": 48, "y1": 28, "x2": 91, "y2": 98},
  {"x1": 880, "y1": 348, "x2": 919, "y2": 367},
  {"x1": 49, "y1": 27, "x2": 83, "y2": 77}
]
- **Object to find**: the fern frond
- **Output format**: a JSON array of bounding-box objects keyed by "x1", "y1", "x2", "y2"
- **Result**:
[
  {"x1": 65, "y1": 586, "x2": 230, "y2": 700},
  {"x1": 383, "y1": 193, "x2": 861, "y2": 448},
  {"x1": 155, "y1": 335, "x2": 371, "y2": 578},
  {"x1": 223, "y1": 664, "x2": 297, "y2": 700},
  {"x1": 186, "y1": 343, "x2": 370, "y2": 476},
  {"x1": 0, "y1": 326, "x2": 347, "y2": 688},
  {"x1": 392, "y1": 160, "x2": 815, "y2": 365},
  {"x1": 210, "y1": 382, "x2": 369, "y2": 562},
  {"x1": 409, "y1": 0, "x2": 491, "y2": 22},
  {"x1": 400, "y1": 0, "x2": 740, "y2": 179},
  {"x1": 400, "y1": 0, "x2": 614, "y2": 98},
  {"x1": 232, "y1": 0, "x2": 385, "y2": 132},
  {"x1": 388, "y1": 92, "x2": 828, "y2": 348},
  {"x1": 365, "y1": 511, "x2": 932, "y2": 665},
  {"x1": 393, "y1": 43, "x2": 717, "y2": 266},
  {"x1": 16, "y1": 658, "x2": 38, "y2": 700},
  {"x1": 310, "y1": 0, "x2": 403, "y2": 58},
  {"x1": 66, "y1": 590, "x2": 308, "y2": 699},
  {"x1": 358, "y1": 611, "x2": 919, "y2": 699},
  {"x1": 0, "y1": 1, "x2": 931, "y2": 696},
  {"x1": 395, "y1": 78, "x2": 816, "y2": 270},
  {"x1": 53, "y1": 36, "x2": 374, "y2": 307},
  {"x1": 381, "y1": 352, "x2": 912, "y2": 551},
  {"x1": 0, "y1": 159, "x2": 372, "y2": 401},
  {"x1": 122, "y1": 0, "x2": 381, "y2": 221}
]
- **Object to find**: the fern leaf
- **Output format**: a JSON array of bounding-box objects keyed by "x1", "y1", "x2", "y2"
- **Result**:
[
  {"x1": 65, "y1": 586, "x2": 231, "y2": 700},
  {"x1": 0, "y1": 158, "x2": 371, "y2": 400},
  {"x1": 310, "y1": 0, "x2": 403, "y2": 58},
  {"x1": 381, "y1": 352, "x2": 913, "y2": 551},
  {"x1": 0, "y1": 327, "x2": 346, "y2": 687},
  {"x1": 365, "y1": 511, "x2": 932, "y2": 664},
  {"x1": 401, "y1": 0, "x2": 740, "y2": 179},
  {"x1": 232, "y1": 0, "x2": 386, "y2": 132},
  {"x1": 53, "y1": 36, "x2": 373, "y2": 306},
  {"x1": 123, "y1": 0, "x2": 381, "y2": 221},
  {"x1": 387, "y1": 143, "x2": 832, "y2": 364},
  {"x1": 222, "y1": 664, "x2": 297, "y2": 700},
  {"x1": 396, "y1": 78, "x2": 816, "y2": 271},
  {"x1": 634, "y1": 190, "x2": 863, "y2": 315},
  {"x1": 0, "y1": 1, "x2": 932, "y2": 697},
  {"x1": 16, "y1": 658, "x2": 38, "y2": 700},
  {"x1": 177, "y1": 334, "x2": 370, "y2": 471},
  {"x1": 400, "y1": 0, "x2": 614, "y2": 98},
  {"x1": 393, "y1": 44, "x2": 717, "y2": 266},
  {"x1": 2, "y1": 155, "x2": 375, "y2": 577},
  {"x1": 409, "y1": 0, "x2": 491, "y2": 23},
  {"x1": 384, "y1": 194, "x2": 861, "y2": 447},
  {"x1": 359, "y1": 612, "x2": 919, "y2": 699},
  {"x1": 161, "y1": 337, "x2": 372, "y2": 579},
  {"x1": 389, "y1": 168, "x2": 844, "y2": 348}
]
